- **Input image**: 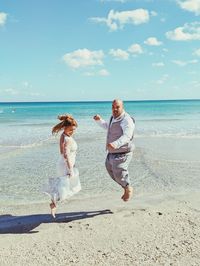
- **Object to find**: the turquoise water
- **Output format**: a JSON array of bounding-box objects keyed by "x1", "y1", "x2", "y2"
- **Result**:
[
  {"x1": 0, "y1": 100, "x2": 200, "y2": 205},
  {"x1": 0, "y1": 100, "x2": 200, "y2": 146}
]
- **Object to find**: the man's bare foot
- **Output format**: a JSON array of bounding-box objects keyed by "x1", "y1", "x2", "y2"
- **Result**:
[
  {"x1": 121, "y1": 186, "x2": 130, "y2": 200},
  {"x1": 121, "y1": 193, "x2": 125, "y2": 200},
  {"x1": 50, "y1": 202, "x2": 56, "y2": 218},
  {"x1": 122, "y1": 186, "x2": 133, "y2": 202}
]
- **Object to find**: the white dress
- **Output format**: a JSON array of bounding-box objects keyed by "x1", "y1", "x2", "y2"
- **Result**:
[{"x1": 45, "y1": 135, "x2": 81, "y2": 202}]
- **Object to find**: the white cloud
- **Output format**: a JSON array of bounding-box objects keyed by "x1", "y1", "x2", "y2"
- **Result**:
[
  {"x1": 144, "y1": 37, "x2": 163, "y2": 46},
  {"x1": 22, "y1": 81, "x2": 30, "y2": 88},
  {"x1": 166, "y1": 22, "x2": 200, "y2": 41},
  {"x1": 160, "y1": 18, "x2": 166, "y2": 23},
  {"x1": 0, "y1": 12, "x2": 7, "y2": 26},
  {"x1": 163, "y1": 48, "x2": 168, "y2": 52},
  {"x1": 156, "y1": 74, "x2": 169, "y2": 85},
  {"x1": 5, "y1": 88, "x2": 19, "y2": 95},
  {"x1": 83, "y1": 69, "x2": 110, "y2": 76},
  {"x1": 150, "y1": 11, "x2": 157, "y2": 17},
  {"x1": 109, "y1": 48, "x2": 129, "y2": 60},
  {"x1": 172, "y1": 59, "x2": 198, "y2": 66},
  {"x1": 98, "y1": 69, "x2": 110, "y2": 76},
  {"x1": 190, "y1": 80, "x2": 200, "y2": 86},
  {"x1": 83, "y1": 72, "x2": 95, "y2": 76},
  {"x1": 128, "y1": 44, "x2": 143, "y2": 54},
  {"x1": 62, "y1": 49, "x2": 104, "y2": 69},
  {"x1": 172, "y1": 60, "x2": 187, "y2": 66},
  {"x1": 193, "y1": 48, "x2": 200, "y2": 56},
  {"x1": 30, "y1": 92, "x2": 41, "y2": 97},
  {"x1": 90, "y1": 9, "x2": 151, "y2": 31},
  {"x1": 1, "y1": 86, "x2": 43, "y2": 98},
  {"x1": 188, "y1": 70, "x2": 197, "y2": 74},
  {"x1": 177, "y1": 0, "x2": 200, "y2": 15},
  {"x1": 190, "y1": 59, "x2": 199, "y2": 63},
  {"x1": 152, "y1": 62, "x2": 165, "y2": 67}
]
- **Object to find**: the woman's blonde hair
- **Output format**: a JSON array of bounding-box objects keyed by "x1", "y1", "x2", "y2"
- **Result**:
[{"x1": 52, "y1": 114, "x2": 78, "y2": 134}]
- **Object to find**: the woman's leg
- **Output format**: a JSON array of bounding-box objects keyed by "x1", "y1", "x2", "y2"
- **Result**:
[{"x1": 50, "y1": 199, "x2": 56, "y2": 218}]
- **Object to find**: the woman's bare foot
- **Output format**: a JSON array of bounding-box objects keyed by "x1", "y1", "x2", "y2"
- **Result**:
[
  {"x1": 50, "y1": 201, "x2": 56, "y2": 218},
  {"x1": 122, "y1": 186, "x2": 133, "y2": 202}
]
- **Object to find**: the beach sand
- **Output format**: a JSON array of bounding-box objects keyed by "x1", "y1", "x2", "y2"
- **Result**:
[{"x1": 1, "y1": 192, "x2": 200, "y2": 266}]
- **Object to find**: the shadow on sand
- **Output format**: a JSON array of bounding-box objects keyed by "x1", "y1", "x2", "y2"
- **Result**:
[{"x1": 0, "y1": 209, "x2": 113, "y2": 234}]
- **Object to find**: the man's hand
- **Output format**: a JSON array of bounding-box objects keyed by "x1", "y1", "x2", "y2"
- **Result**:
[
  {"x1": 107, "y1": 143, "x2": 116, "y2": 151},
  {"x1": 93, "y1": 114, "x2": 101, "y2": 121}
]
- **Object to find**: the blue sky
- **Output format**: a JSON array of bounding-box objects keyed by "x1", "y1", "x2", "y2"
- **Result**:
[{"x1": 0, "y1": 0, "x2": 200, "y2": 102}]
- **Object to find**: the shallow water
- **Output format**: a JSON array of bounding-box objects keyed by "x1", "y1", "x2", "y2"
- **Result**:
[{"x1": 0, "y1": 100, "x2": 200, "y2": 205}]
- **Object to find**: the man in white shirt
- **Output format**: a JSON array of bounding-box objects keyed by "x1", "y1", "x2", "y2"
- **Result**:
[{"x1": 93, "y1": 99, "x2": 135, "y2": 201}]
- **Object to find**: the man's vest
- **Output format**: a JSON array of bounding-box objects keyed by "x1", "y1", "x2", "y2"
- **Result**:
[{"x1": 106, "y1": 112, "x2": 135, "y2": 154}]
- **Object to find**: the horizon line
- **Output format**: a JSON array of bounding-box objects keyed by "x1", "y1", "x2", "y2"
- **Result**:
[{"x1": 0, "y1": 98, "x2": 200, "y2": 104}]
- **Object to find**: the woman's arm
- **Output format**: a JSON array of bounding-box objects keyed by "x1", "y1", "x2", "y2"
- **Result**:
[
  {"x1": 64, "y1": 138, "x2": 74, "y2": 176},
  {"x1": 59, "y1": 133, "x2": 65, "y2": 157}
]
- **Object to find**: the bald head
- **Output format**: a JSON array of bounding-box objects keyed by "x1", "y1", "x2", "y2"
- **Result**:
[
  {"x1": 112, "y1": 99, "x2": 123, "y2": 106},
  {"x1": 112, "y1": 99, "x2": 124, "y2": 118}
]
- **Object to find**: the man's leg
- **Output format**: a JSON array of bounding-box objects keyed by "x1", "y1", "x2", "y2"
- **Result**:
[
  {"x1": 112, "y1": 152, "x2": 133, "y2": 201},
  {"x1": 105, "y1": 153, "x2": 116, "y2": 182}
]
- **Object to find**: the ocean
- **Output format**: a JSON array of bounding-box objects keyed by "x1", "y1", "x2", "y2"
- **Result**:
[{"x1": 0, "y1": 100, "x2": 200, "y2": 206}]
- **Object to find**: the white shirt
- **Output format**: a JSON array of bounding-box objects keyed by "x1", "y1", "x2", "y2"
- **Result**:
[{"x1": 96, "y1": 111, "x2": 135, "y2": 149}]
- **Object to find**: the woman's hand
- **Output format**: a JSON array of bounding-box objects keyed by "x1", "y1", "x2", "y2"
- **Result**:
[{"x1": 69, "y1": 168, "x2": 74, "y2": 178}]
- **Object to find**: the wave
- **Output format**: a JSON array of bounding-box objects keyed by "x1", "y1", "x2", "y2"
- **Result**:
[
  {"x1": 0, "y1": 136, "x2": 55, "y2": 149},
  {"x1": 135, "y1": 133, "x2": 200, "y2": 139},
  {"x1": 9, "y1": 122, "x2": 53, "y2": 127},
  {"x1": 139, "y1": 118, "x2": 183, "y2": 122}
]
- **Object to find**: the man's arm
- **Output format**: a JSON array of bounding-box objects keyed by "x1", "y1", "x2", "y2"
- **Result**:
[{"x1": 93, "y1": 114, "x2": 108, "y2": 130}]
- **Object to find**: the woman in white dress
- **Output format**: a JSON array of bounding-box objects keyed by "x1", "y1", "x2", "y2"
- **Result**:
[{"x1": 46, "y1": 114, "x2": 81, "y2": 218}]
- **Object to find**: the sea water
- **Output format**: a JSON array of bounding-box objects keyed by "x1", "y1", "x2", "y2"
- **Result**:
[{"x1": 0, "y1": 100, "x2": 200, "y2": 205}]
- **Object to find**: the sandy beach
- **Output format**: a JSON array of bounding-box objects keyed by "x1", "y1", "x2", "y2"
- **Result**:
[{"x1": 1, "y1": 192, "x2": 200, "y2": 266}]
